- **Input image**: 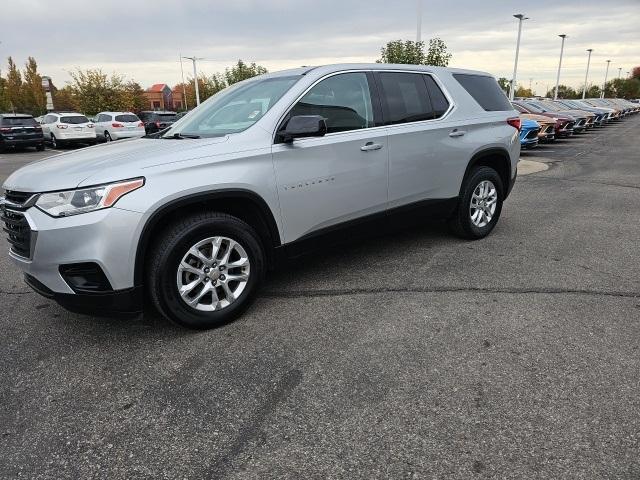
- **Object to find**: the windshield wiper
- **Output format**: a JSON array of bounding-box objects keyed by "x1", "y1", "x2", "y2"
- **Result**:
[{"x1": 167, "y1": 132, "x2": 201, "y2": 139}]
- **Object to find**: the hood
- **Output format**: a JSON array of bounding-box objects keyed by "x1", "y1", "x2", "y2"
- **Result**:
[
  {"x1": 521, "y1": 113, "x2": 554, "y2": 125},
  {"x1": 3, "y1": 136, "x2": 229, "y2": 193},
  {"x1": 555, "y1": 109, "x2": 593, "y2": 119},
  {"x1": 521, "y1": 119, "x2": 539, "y2": 129}
]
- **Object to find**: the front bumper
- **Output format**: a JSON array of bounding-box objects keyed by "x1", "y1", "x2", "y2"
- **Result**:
[{"x1": 4, "y1": 205, "x2": 145, "y2": 314}]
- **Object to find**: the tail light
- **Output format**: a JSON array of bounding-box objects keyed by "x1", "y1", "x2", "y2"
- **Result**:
[
  {"x1": 507, "y1": 117, "x2": 521, "y2": 131},
  {"x1": 87, "y1": 123, "x2": 94, "y2": 128},
  {"x1": 155, "y1": 122, "x2": 162, "y2": 128},
  {"x1": 138, "y1": 122, "x2": 144, "y2": 127},
  {"x1": 112, "y1": 123, "x2": 124, "y2": 128},
  {"x1": 56, "y1": 124, "x2": 68, "y2": 129},
  {"x1": 0, "y1": 127, "x2": 11, "y2": 133}
]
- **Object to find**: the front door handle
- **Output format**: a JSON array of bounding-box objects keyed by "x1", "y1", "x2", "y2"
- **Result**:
[
  {"x1": 449, "y1": 129, "x2": 466, "y2": 138},
  {"x1": 361, "y1": 142, "x2": 383, "y2": 151}
]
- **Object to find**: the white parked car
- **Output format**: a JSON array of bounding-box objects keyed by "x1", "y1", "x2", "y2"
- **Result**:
[
  {"x1": 94, "y1": 112, "x2": 145, "y2": 142},
  {"x1": 40, "y1": 112, "x2": 97, "y2": 149}
]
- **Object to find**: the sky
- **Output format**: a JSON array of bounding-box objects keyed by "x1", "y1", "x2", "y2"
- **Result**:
[{"x1": 1, "y1": 0, "x2": 638, "y2": 96}]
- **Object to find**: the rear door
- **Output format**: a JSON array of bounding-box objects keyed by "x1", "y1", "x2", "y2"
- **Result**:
[
  {"x1": 272, "y1": 71, "x2": 389, "y2": 244},
  {"x1": 375, "y1": 71, "x2": 456, "y2": 206}
]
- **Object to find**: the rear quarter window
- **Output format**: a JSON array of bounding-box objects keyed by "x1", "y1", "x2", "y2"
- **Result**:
[{"x1": 453, "y1": 74, "x2": 513, "y2": 111}]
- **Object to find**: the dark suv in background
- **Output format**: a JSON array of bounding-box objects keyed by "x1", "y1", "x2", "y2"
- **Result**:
[
  {"x1": 138, "y1": 111, "x2": 178, "y2": 135},
  {"x1": 0, "y1": 114, "x2": 45, "y2": 152}
]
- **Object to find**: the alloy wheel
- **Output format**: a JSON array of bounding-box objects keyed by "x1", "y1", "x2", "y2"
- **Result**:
[
  {"x1": 176, "y1": 236, "x2": 250, "y2": 311},
  {"x1": 469, "y1": 180, "x2": 497, "y2": 228}
]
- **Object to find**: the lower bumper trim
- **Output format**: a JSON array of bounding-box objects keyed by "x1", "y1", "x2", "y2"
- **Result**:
[{"x1": 24, "y1": 274, "x2": 143, "y2": 315}]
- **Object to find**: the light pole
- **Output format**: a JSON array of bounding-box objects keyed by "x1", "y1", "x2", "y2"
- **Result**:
[
  {"x1": 553, "y1": 34, "x2": 567, "y2": 100},
  {"x1": 182, "y1": 56, "x2": 204, "y2": 106},
  {"x1": 510, "y1": 14, "x2": 529, "y2": 100},
  {"x1": 617, "y1": 67, "x2": 622, "y2": 79},
  {"x1": 179, "y1": 53, "x2": 188, "y2": 111},
  {"x1": 601, "y1": 59, "x2": 611, "y2": 98},
  {"x1": 416, "y1": 0, "x2": 423, "y2": 43},
  {"x1": 582, "y1": 48, "x2": 593, "y2": 99}
]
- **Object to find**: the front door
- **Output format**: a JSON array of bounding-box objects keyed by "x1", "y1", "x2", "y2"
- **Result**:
[{"x1": 272, "y1": 72, "x2": 388, "y2": 244}]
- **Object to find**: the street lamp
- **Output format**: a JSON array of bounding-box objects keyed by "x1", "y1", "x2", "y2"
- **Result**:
[
  {"x1": 182, "y1": 55, "x2": 204, "y2": 106},
  {"x1": 601, "y1": 59, "x2": 611, "y2": 98},
  {"x1": 510, "y1": 14, "x2": 529, "y2": 100},
  {"x1": 582, "y1": 49, "x2": 593, "y2": 99},
  {"x1": 618, "y1": 67, "x2": 622, "y2": 79},
  {"x1": 416, "y1": 0, "x2": 423, "y2": 43},
  {"x1": 553, "y1": 34, "x2": 567, "y2": 100}
]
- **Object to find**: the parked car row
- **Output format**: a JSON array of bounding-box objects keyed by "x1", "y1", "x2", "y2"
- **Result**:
[{"x1": 512, "y1": 97, "x2": 639, "y2": 149}]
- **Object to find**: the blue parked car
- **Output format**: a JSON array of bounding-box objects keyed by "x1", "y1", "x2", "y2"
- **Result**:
[{"x1": 519, "y1": 118, "x2": 540, "y2": 149}]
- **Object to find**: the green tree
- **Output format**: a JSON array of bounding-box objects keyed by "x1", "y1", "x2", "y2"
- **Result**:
[
  {"x1": 497, "y1": 77, "x2": 510, "y2": 93},
  {"x1": 224, "y1": 60, "x2": 267, "y2": 85},
  {"x1": 377, "y1": 38, "x2": 452, "y2": 66},
  {"x1": 424, "y1": 37, "x2": 452, "y2": 67},
  {"x1": 68, "y1": 69, "x2": 125, "y2": 115},
  {"x1": 578, "y1": 83, "x2": 601, "y2": 98},
  {"x1": 604, "y1": 77, "x2": 640, "y2": 99},
  {"x1": 22, "y1": 57, "x2": 46, "y2": 116},
  {"x1": 0, "y1": 70, "x2": 9, "y2": 112},
  {"x1": 51, "y1": 85, "x2": 78, "y2": 111},
  {"x1": 545, "y1": 84, "x2": 577, "y2": 99},
  {"x1": 5, "y1": 57, "x2": 24, "y2": 112},
  {"x1": 182, "y1": 73, "x2": 227, "y2": 107}
]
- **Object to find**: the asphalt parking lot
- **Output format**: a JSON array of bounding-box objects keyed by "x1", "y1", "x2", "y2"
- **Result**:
[{"x1": 1, "y1": 119, "x2": 639, "y2": 479}]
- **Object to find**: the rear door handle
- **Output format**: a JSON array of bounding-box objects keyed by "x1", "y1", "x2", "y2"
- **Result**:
[
  {"x1": 449, "y1": 129, "x2": 466, "y2": 137},
  {"x1": 360, "y1": 142, "x2": 383, "y2": 151}
]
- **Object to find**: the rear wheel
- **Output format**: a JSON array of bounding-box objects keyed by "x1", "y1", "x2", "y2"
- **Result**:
[
  {"x1": 36, "y1": 143, "x2": 45, "y2": 151},
  {"x1": 50, "y1": 134, "x2": 61, "y2": 149},
  {"x1": 104, "y1": 131, "x2": 112, "y2": 142},
  {"x1": 147, "y1": 212, "x2": 265, "y2": 329},
  {"x1": 449, "y1": 166, "x2": 504, "y2": 239}
]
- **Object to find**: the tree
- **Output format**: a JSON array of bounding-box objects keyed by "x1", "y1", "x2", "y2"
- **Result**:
[
  {"x1": 5, "y1": 57, "x2": 23, "y2": 113},
  {"x1": 497, "y1": 77, "x2": 510, "y2": 93},
  {"x1": 0, "y1": 69, "x2": 9, "y2": 112},
  {"x1": 604, "y1": 77, "x2": 640, "y2": 99},
  {"x1": 514, "y1": 86, "x2": 533, "y2": 98},
  {"x1": 22, "y1": 57, "x2": 46, "y2": 116},
  {"x1": 51, "y1": 85, "x2": 78, "y2": 111},
  {"x1": 377, "y1": 38, "x2": 452, "y2": 66},
  {"x1": 68, "y1": 69, "x2": 126, "y2": 115},
  {"x1": 545, "y1": 84, "x2": 577, "y2": 99},
  {"x1": 224, "y1": 60, "x2": 267, "y2": 85},
  {"x1": 180, "y1": 73, "x2": 227, "y2": 108},
  {"x1": 121, "y1": 81, "x2": 147, "y2": 112},
  {"x1": 578, "y1": 83, "x2": 601, "y2": 98},
  {"x1": 631, "y1": 66, "x2": 640, "y2": 79},
  {"x1": 377, "y1": 40, "x2": 426, "y2": 64},
  {"x1": 424, "y1": 37, "x2": 452, "y2": 67}
]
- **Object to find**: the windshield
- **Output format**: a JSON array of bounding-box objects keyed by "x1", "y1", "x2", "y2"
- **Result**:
[
  {"x1": 522, "y1": 102, "x2": 545, "y2": 113},
  {"x1": 165, "y1": 75, "x2": 301, "y2": 138}
]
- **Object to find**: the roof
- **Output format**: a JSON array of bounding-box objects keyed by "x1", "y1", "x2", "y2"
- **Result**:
[
  {"x1": 147, "y1": 83, "x2": 171, "y2": 93},
  {"x1": 0, "y1": 113, "x2": 34, "y2": 118}
]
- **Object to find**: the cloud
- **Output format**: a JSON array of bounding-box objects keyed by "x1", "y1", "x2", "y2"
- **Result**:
[{"x1": 1, "y1": 0, "x2": 638, "y2": 94}]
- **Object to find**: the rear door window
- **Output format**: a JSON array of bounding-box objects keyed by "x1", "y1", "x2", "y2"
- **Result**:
[
  {"x1": 377, "y1": 72, "x2": 434, "y2": 125},
  {"x1": 423, "y1": 75, "x2": 450, "y2": 118},
  {"x1": 115, "y1": 114, "x2": 140, "y2": 123},
  {"x1": 153, "y1": 113, "x2": 177, "y2": 122},
  {"x1": 453, "y1": 74, "x2": 513, "y2": 111}
]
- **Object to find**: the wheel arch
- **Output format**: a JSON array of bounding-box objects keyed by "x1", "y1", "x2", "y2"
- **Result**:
[
  {"x1": 460, "y1": 147, "x2": 513, "y2": 199},
  {"x1": 134, "y1": 189, "x2": 282, "y2": 286}
]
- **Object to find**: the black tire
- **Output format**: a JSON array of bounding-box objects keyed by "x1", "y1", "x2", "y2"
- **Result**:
[
  {"x1": 104, "y1": 131, "x2": 112, "y2": 142},
  {"x1": 51, "y1": 134, "x2": 61, "y2": 149},
  {"x1": 36, "y1": 143, "x2": 45, "y2": 151},
  {"x1": 449, "y1": 166, "x2": 504, "y2": 240},
  {"x1": 147, "y1": 212, "x2": 265, "y2": 329}
]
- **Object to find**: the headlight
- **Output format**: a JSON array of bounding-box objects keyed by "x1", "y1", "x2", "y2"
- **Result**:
[{"x1": 36, "y1": 178, "x2": 144, "y2": 217}]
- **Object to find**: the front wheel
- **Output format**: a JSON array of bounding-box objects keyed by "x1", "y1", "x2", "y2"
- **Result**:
[
  {"x1": 449, "y1": 166, "x2": 504, "y2": 239},
  {"x1": 147, "y1": 212, "x2": 265, "y2": 329}
]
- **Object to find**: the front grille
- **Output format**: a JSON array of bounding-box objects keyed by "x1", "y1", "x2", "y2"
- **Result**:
[
  {"x1": 525, "y1": 129, "x2": 539, "y2": 140},
  {"x1": 5, "y1": 190, "x2": 33, "y2": 205},
  {"x1": 1, "y1": 208, "x2": 32, "y2": 258},
  {"x1": 574, "y1": 119, "x2": 585, "y2": 127},
  {"x1": 563, "y1": 121, "x2": 574, "y2": 131},
  {"x1": 542, "y1": 125, "x2": 554, "y2": 134}
]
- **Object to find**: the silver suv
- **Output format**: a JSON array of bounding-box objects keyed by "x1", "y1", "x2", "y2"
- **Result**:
[{"x1": 1, "y1": 64, "x2": 520, "y2": 329}]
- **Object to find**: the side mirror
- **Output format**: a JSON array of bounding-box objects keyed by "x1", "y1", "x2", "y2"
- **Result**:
[{"x1": 281, "y1": 115, "x2": 327, "y2": 143}]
